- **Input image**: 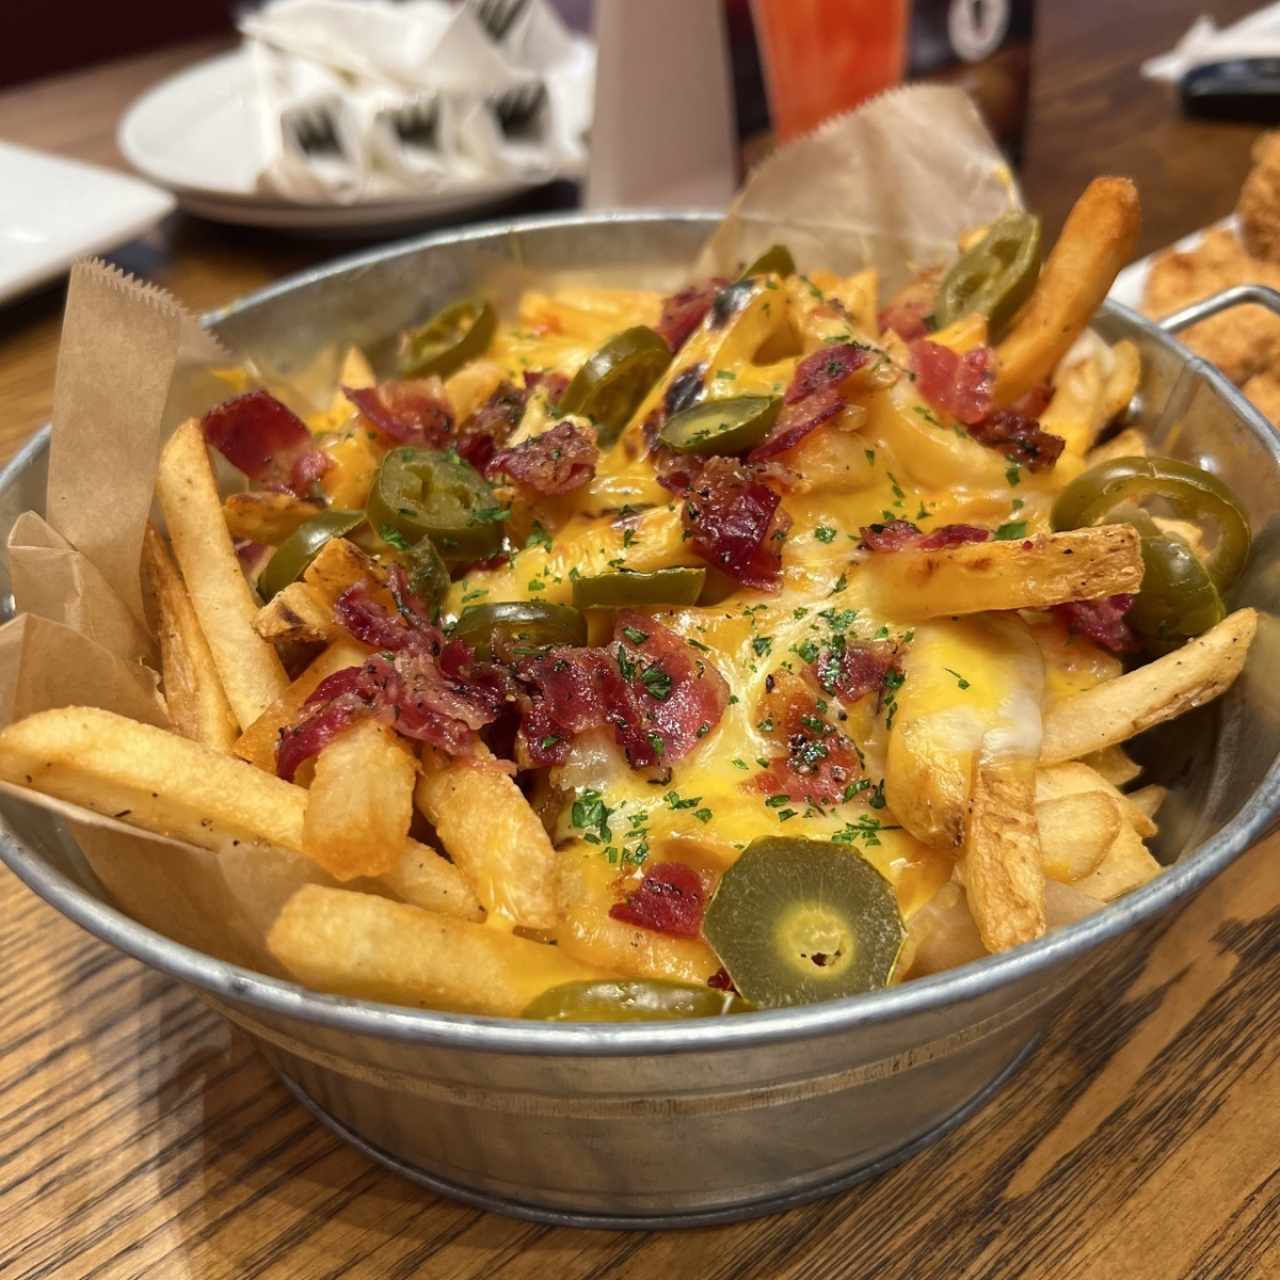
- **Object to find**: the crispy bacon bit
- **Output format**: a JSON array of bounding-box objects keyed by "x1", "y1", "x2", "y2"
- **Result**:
[
  {"x1": 813, "y1": 641, "x2": 898, "y2": 703},
  {"x1": 878, "y1": 268, "x2": 941, "y2": 341},
  {"x1": 1053, "y1": 595, "x2": 1139, "y2": 655},
  {"x1": 1011, "y1": 381, "x2": 1055, "y2": 419},
  {"x1": 706, "y1": 966, "x2": 736, "y2": 992},
  {"x1": 750, "y1": 670, "x2": 866, "y2": 806},
  {"x1": 487, "y1": 420, "x2": 598, "y2": 495},
  {"x1": 683, "y1": 457, "x2": 790, "y2": 591},
  {"x1": 234, "y1": 539, "x2": 272, "y2": 581},
  {"x1": 278, "y1": 573, "x2": 510, "y2": 779},
  {"x1": 516, "y1": 612, "x2": 729, "y2": 770},
  {"x1": 609, "y1": 862, "x2": 706, "y2": 938},
  {"x1": 656, "y1": 279, "x2": 728, "y2": 351},
  {"x1": 750, "y1": 343, "x2": 870, "y2": 460},
  {"x1": 455, "y1": 370, "x2": 568, "y2": 471},
  {"x1": 910, "y1": 339, "x2": 996, "y2": 426},
  {"x1": 343, "y1": 378, "x2": 453, "y2": 446},
  {"x1": 859, "y1": 520, "x2": 990, "y2": 552},
  {"x1": 967, "y1": 409, "x2": 1066, "y2": 472},
  {"x1": 523, "y1": 369, "x2": 569, "y2": 404},
  {"x1": 201, "y1": 390, "x2": 331, "y2": 498}
]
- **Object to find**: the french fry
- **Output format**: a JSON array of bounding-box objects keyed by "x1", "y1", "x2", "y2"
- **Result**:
[
  {"x1": 415, "y1": 744, "x2": 558, "y2": 930},
  {"x1": 1099, "y1": 338, "x2": 1141, "y2": 426},
  {"x1": 994, "y1": 177, "x2": 1141, "y2": 406},
  {"x1": 140, "y1": 524, "x2": 238, "y2": 752},
  {"x1": 1035, "y1": 761, "x2": 1157, "y2": 838},
  {"x1": 962, "y1": 757, "x2": 1046, "y2": 952},
  {"x1": 233, "y1": 636, "x2": 368, "y2": 771},
  {"x1": 867, "y1": 525, "x2": 1143, "y2": 620},
  {"x1": 254, "y1": 582, "x2": 334, "y2": 645},
  {"x1": 268, "y1": 885, "x2": 612, "y2": 1015},
  {"x1": 1086, "y1": 426, "x2": 1148, "y2": 467},
  {"x1": 1041, "y1": 609, "x2": 1257, "y2": 763},
  {"x1": 1127, "y1": 784, "x2": 1168, "y2": 823},
  {"x1": 1074, "y1": 822, "x2": 1161, "y2": 901},
  {"x1": 1036, "y1": 790, "x2": 1121, "y2": 883},
  {"x1": 301, "y1": 535, "x2": 387, "y2": 606},
  {"x1": 223, "y1": 492, "x2": 324, "y2": 544},
  {"x1": 0, "y1": 706, "x2": 480, "y2": 920},
  {"x1": 1081, "y1": 744, "x2": 1142, "y2": 787},
  {"x1": 303, "y1": 719, "x2": 415, "y2": 880},
  {"x1": 155, "y1": 421, "x2": 287, "y2": 727}
]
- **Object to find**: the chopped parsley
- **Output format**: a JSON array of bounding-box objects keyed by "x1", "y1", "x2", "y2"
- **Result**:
[
  {"x1": 994, "y1": 521, "x2": 1027, "y2": 541},
  {"x1": 524, "y1": 522, "x2": 553, "y2": 550},
  {"x1": 379, "y1": 526, "x2": 410, "y2": 551},
  {"x1": 944, "y1": 667, "x2": 971, "y2": 690},
  {"x1": 814, "y1": 525, "x2": 837, "y2": 544},
  {"x1": 641, "y1": 663, "x2": 673, "y2": 701},
  {"x1": 1006, "y1": 464, "x2": 1022, "y2": 487},
  {"x1": 473, "y1": 505, "x2": 510, "y2": 523},
  {"x1": 622, "y1": 625, "x2": 649, "y2": 646},
  {"x1": 752, "y1": 635, "x2": 773, "y2": 658},
  {"x1": 571, "y1": 789, "x2": 613, "y2": 844}
]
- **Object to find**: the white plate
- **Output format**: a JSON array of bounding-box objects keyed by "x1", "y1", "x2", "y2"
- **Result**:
[
  {"x1": 1110, "y1": 217, "x2": 1237, "y2": 312},
  {"x1": 0, "y1": 142, "x2": 174, "y2": 305},
  {"x1": 117, "y1": 48, "x2": 564, "y2": 234}
]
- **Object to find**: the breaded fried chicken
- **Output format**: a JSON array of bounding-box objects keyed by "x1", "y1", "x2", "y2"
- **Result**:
[{"x1": 1239, "y1": 132, "x2": 1280, "y2": 263}]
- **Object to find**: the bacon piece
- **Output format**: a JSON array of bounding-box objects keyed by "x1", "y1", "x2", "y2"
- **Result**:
[
  {"x1": 1011, "y1": 381, "x2": 1055, "y2": 419},
  {"x1": 750, "y1": 670, "x2": 867, "y2": 806},
  {"x1": 523, "y1": 369, "x2": 570, "y2": 403},
  {"x1": 909, "y1": 339, "x2": 997, "y2": 426},
  {"x1": 343, "y1": 378, "x2": 453, "y2": 447},
  {"x1": 859, "y1": 520, "x2": 990, "y2": 552},
  {"x1": 487, "y1": 420, "x2": 599, "y2": 495},
  {"x1": 275, "y1": 667, "x2": 372, "y2": 782},
  {"x1": 683, "y1": 457, "x2": 790, "y2": 591},
  {"x1": 234, "y1": 539, "x2": 272, "y2": 582},
  {"x1": 454, "y1": 370, "x2": 569, "y2": 471},
  {"x1": 750, "y1": 343, "x2": 870, "y2": 460},
  {"x1": 967, "y1": 409, "x2": 1066, "y2": 472},
  {"x1": 201, "y1": 390, "x2": 331, "y2": 497},
  {"x1": 1053, "y1": 594, "x2": 1139, "y2": 655},
  {"x1": 813, "y1": 640, "x2": 898, "y2": 703},
  {"x1": 656, "y1": 278, "x2": 728, "y2": 352},
  {"x1": 516, "y1": 612, "x2": 729, "y2": 770},
  {"x1": 878, "y1": 268, "x2": 941, "y2": 341},
  {"x1": 608, "y1": 862, "x2": 706, "y2": 938},
  {"x1": 706, "y1": 966, "x2": 736, "y2": 992}
]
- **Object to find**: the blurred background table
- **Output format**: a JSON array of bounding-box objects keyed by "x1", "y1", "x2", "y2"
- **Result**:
[{"x1": 2, "y1": 2, "x2": 1278, "y2": 1277}]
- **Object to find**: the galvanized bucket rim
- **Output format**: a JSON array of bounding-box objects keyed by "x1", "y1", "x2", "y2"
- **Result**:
[{"x1": 2, "y1": 207, "x2": 1277, "y2": 1058}]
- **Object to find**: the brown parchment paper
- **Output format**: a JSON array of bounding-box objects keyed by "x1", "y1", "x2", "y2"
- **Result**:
[
  {"x1": 0, "y1": 87, "x2": 1027, "y2": 969},
  {"x1": 697, "y1": 84, "x2": 1020, "y2": 293}
]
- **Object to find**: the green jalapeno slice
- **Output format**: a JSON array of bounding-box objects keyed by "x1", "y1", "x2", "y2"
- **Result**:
[
  {"x1": 559, "y1": 326, "x2": 672, "y2": 446},
  {"x1": 398, "y1": 298, "x2": 496, "y2": 378},
  {"x1": 935, "y1": 211, "x2": 1042, "y2": 339},
  {"x1": 571, "y1": 566, "x2": 707, "y2": 609},
  {"x1": 367, "y1": 447, "x2": 505, "y2": 565},
  {"x1": 739, "y1": 244, "x2": 796, "y2": 279},
  {"x1": 523, "y1": 979, "x2": 744, "y2": 1022},
  {"x1": 258, "y1": 510, "x2": 365, "y2": 601},
  {"x1": 402, "y1": 535, "x2": 451, "y2": 622},
  {"x1": 451, "y1": 601, "x2": 586, "y2": 658},
  {"x1": 659, "y1": 395, "x2": 782, "y2": 456}
]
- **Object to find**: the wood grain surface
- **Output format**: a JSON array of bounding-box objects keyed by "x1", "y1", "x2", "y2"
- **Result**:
[{"x1": 2, "y1": 3, "x2": 1278, "y2": 1276}]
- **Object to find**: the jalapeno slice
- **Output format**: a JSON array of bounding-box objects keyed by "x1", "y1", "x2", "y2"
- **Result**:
[
  {"x1": 403, "y1": 536, "x2": 451, "y2": 622},
  {"x1": 367, "y1": 447, "x2": 505, "y2": 565},
  {"x1": 659, "y1": 395, "x2": 782, "y2": 456},
  {"x1": 258, "y1": 510, "x2": 365, "y2": 601},
  {"x1": 1128, "y1": 533, "x2": 1226, "y2": 654},
  {"x1": 572, "y1": 566, "x2": 706, "y2": 609},
  {"x1": 398, "y1": 298, "x2": 496, "y2": 378},
  {"x1": 702, "y1": 837, "x2": 905, "y2": 1009},
  {"x1": 523, "y1": 979, "x2": 744, "y2": 1022},
  {"x1": 935, "y1": 212, "x2": 1042, "y2": 339},
  {"x1": 559, "y1": 326, "x2": 672, "y2": 447},
  {"x1": 451, "y1": 601, "x2": 586, "y2": 658},
  {"x1": 1051, "y1": 455, "x2": 1251, "y2": 592},
  {"x1": 739, "y1": 244, "x2": 796, "y2": 279}
]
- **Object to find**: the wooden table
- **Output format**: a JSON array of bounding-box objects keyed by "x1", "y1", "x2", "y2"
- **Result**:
[{"x1": 2, "y1": 6, "x2": 1278, "y2": 1277}]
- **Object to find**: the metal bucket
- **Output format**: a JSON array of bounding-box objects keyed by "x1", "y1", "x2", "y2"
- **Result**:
[{"x1": 2, "y1": 213, "x2": 1278, "y2": 1229}]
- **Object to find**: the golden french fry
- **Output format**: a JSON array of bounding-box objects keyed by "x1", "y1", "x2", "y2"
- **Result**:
[
  {"x1": 554, "y1": 840, "x2": 720, "y2": 983},
  {"x1": 1086, "y1": 426, "x2": 1148, "y2": 467},
  {"x1": 301, "y1": 535, "x2": 386, "y2": 605},
  {"x1": 900, "y1": 881, "x2": 985, "y2": 978},
  {"x1": 223, "y1": 492, "x2": 324, "y2": 544},
  {"x1": 885, "y1": 714, "x2": 972, "y2": 847},
  {"x1": 303, "y1": 719, "x2": 415, "y2": 880},
  {"x1": 1081, "y1": 744, "x2": 1142, "y2": 787},
  {"x1": 0, "y1": 706, "x2": 480, "y2": 920},
  {"x1": 1074, "y1": 823, "x2": 1161, "y2": 902},
  {"x1": 155, "y1": 421, "x2": 288, "y2": 727},
  {"x1": 1041, "y1": 609, "x2": 1257, "y2": 764},
  {"x1": 1127, "y1": 784, "x2": 1168, "y2": 823},
  {"x1": 1099, "y1": 338, "x2": 1141, "y2": 426},
  {"x1": 415, "y1": 744, "x2": 558, "y2": 930},
  {"x1": 140, "y1": 524, "x2": 238, "y2": 752},
  {"x1": 1035, "y1": 761, "x2": 1157, "y2": 838},
  {"x1": 962, "y1": 757, "x2": 1046, "y2": 952},
  {"x1": 254, "y1": 582, "x2": 335, "y2": 645},
  {"x1": 994, "y1": 177, "x2": 1142, "y2": 406},
  {"x1": 867, "y1": 525, "x2": 1143, "y2": 621},
  {"x1": 1036, "y1": 790, "x2": 1121, "y2": 883},
  {"x1": 233, "y1": 637, "x2": 368, "y2": 771},
  {"x1": 268, "y1": 885, "x2": 611, "y2": 1015}
]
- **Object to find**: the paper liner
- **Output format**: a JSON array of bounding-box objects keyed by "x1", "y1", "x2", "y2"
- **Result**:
[
  {"x1": 0, "y1": 85, "x2": 1023, "y2": 972},
  {"x1": 696, "y1": 84, "x2": 1019, "y2": 292}
]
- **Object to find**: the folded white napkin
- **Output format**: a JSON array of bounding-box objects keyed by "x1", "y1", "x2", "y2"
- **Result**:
[
  {"x1": 240, "y1": 0, "x2": 593, "y2": 204},
  {"x1": 1143, "y1": 4, "x2": 1280, "y2": 82}
]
